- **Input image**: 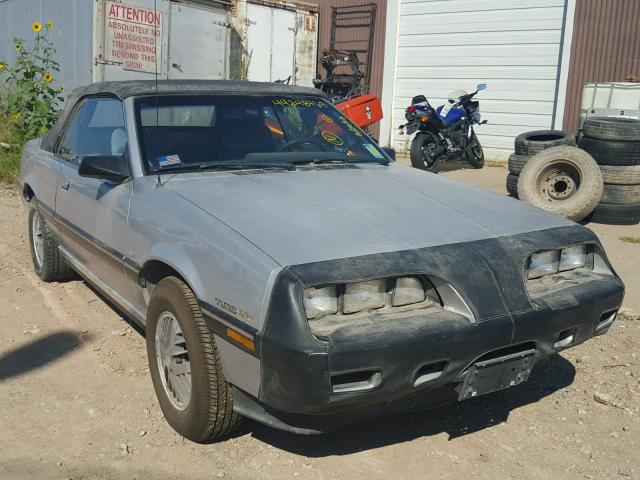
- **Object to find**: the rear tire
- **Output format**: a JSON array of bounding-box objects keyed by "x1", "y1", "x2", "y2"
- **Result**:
[
  {"x1": 28, "y1": 201, "x2": 74, "y2": 282},
  {"x1": 590, "y1": 202, "x2": 640, "y2": 225},
  {"x1": 514, "y1": 130, "x2": 576, "y2": 156},
  {"x1": 146, "y1": 277, "x2": 241, "y2": 442},
  {"x1": 517, "y1": 146, "x2": 603, "y2": 221},
  {"x1": 410, "y1": 133, "x2": 439, "y2": 173},
  {"x1": 582, "y1": 117, "x2": 640, "y2": 142}
]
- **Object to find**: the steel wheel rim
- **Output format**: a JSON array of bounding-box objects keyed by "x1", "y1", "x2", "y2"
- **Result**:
[
  {"x1": 536, "y1": 162, "x2": 580, "y2": 202},
  {"x1": 155, "y1": 311, "x2": 191, "y2": 411},
  {"x1": 32, "y1": 212, "x2": 44, "y2": 269}
]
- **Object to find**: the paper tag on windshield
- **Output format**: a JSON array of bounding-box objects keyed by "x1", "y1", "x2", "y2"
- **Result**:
[
  {"x1": 158, "y1": 154, "x2": 182, "y2": 167},
  {"x1": 363, "y1": 143, "x2": 384, "y2": 159}
]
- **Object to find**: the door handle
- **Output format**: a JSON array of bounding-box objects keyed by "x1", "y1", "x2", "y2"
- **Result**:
[{"x1": 60, "y1": 180, "x2": 70, "y2": 191}]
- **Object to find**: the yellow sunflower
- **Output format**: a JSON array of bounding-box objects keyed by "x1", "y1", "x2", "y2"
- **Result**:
[
  {"x1": 32, "y1": 22, "x2": 42, "y2": 33},
  {"x1": 0, "y1": 61, "x2": 5, "y2": 71},
  {"x1": 44, "y1": 72, "x2": 53, "y2": 83},
  {"x1": 46, "y1": 20, "x2": 54, "y2": 30},
  {"x1": 58, "y1": 86, "x2": 64, "y2": 93},
  {"x1": 15, "y1": 43, "x2": 22, "y2": 52}
]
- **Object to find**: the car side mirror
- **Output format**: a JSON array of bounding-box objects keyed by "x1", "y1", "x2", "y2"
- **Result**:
[
  {"x1": 477, "y1": 83, "x2": 487, "y2": 91},
  {"x1": 382, "y1": 147, "x2": 396, "y2": 160},
  {"x1": 78, "y1": 155, "x2": 130, "y2": 183}
]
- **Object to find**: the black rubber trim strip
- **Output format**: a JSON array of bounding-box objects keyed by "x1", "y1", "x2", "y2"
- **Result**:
[{"x1": 47, "y1": 206, "x2": 140, "y2": 273}]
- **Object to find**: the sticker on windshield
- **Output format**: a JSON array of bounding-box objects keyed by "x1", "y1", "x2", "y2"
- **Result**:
[
  {"x1": 272, "y1": 97, "x2": 327, "y2": 109},
  {"x1": 321, "y1": 130, "x2": 344, "y2": 146},
  {"x1": 158, "y1": 154, "x2": 182, "y2": 168},
  {"x1": 319, "y1": 113, "x2": 333, "y2": 123},
  {"x1": 363, "y1": 143, "x2": 384, "y2": 159},
  {"x1": 338, "y1": 116, "x2": 363, "y2": 137}
]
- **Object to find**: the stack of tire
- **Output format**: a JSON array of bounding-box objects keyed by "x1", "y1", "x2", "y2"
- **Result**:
[
  {"x1": 506, "y1": 130, "x2": 576, "y2": 198},
  {"x1": 578, "y1": 117, "x2": 640, "y2": 225}
]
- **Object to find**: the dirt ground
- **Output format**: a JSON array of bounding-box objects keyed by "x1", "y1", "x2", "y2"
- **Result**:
[{"x1": 0, "y1": 165, "x2": 638, "y2": 480}]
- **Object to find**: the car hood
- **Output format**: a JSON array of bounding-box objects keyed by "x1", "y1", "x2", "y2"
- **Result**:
[{"x1": 165, "y1": 164, "x2": 573, "y2": 266}]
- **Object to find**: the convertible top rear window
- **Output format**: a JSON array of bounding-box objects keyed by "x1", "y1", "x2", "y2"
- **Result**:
[{"x1": 134, "y1": 95, "x2": 387, "y2": 172}]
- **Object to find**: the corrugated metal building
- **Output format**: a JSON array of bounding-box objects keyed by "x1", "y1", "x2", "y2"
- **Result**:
[
  {"x1": 562, "y1": 0, "x2": 640, "y2": 132},
  {"x1": 379, "y1": 0, "x2": 640, "y2": 158}
]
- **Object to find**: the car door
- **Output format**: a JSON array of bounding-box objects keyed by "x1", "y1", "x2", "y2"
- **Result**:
[{"x1": 54, "y1": 96, "x2": 133, "y2": 302}]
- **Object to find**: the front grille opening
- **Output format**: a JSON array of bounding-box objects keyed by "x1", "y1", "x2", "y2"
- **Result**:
[
  {"x1": 553, "y1": 327, "x2": 577, "y2": 349},
  {"x1": 414, "y1": 361, "x2": 447, "y2": 387},
  {"x1": 475, "y1": 342, "x2": 537, "y2": 363},
  {"x1": 331, "y1": 370, "x2": 382, "y2": 394}
]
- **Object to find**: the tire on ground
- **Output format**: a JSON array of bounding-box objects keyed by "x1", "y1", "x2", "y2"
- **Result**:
[
  {"x1": 517, "y1": 146, "x2": 603, "y2": 221},
  {"x1": 590, "y1": 202, "x2": 640, "y2": 225},
  {"x1": 506, "y1": 173, "x2": 519, "y2": 197},
  {"x1": 599, "y1": 164, "x2": 640, "y2": 185},
  {"x1": 514, "y1": 130, "x2": 576, "y2": 156},
  {"x1": 508, "y1": 153, "x2": 532, "y2": 175},
  {"x1": 146, "y1": 276, "x2": 241, "y2": 442},
  {"x1": 601, "y1": 184, "x2": 640, "y2": 204},
  {"x1": 578, "y1": 136, "x2": 640, "y2": 166},
  {"x1": 582, "y1": 117, "x2": 640, "y2": 142},
  {"x1": 28, "y1": 200, "x2": 75, "y2": 282},
  {"x1": 410, "y1": 133, "x2": 439, "y2": 173}
]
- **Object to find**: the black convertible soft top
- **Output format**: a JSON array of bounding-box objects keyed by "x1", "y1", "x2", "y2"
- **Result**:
[{"x1": 41, "y1": 80, "x2": 327, "y2": 152}]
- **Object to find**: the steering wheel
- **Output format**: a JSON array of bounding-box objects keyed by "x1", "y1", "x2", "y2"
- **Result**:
[{"x1": 278, "y1": 137, "x2": 328, "y2": 152}]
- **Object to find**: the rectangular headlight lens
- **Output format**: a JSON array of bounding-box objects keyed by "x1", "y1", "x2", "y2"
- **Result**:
[
  {"x1": 303, "y1": 286, "x2": 337, "y2": 319},
  {"x1": 392, "y1": 276, "x2": 426, "y2": 306},
  {"x1": 528, "y1": 249, "x2": 560, "y2": 279},
  {"x1": 343, "y1": 280, "x2": 386, "y2": 314},
  {"x1": 559, "y1": 245, "x2": 586, "y2": 271}
]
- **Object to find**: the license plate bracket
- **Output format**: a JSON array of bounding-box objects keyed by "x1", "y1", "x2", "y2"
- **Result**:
[{"x1": 459, "y1": 349, "x2": 536, "y2": 400}]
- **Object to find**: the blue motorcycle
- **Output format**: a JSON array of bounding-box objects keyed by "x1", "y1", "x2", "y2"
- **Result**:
[{"x1": 399, "y1": 83, "x2": 488, "y2": 172}]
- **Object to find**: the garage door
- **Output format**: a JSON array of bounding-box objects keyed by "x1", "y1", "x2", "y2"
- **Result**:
[{"x1": 391, "y1": 0, "x2": 568, "y2": 159}]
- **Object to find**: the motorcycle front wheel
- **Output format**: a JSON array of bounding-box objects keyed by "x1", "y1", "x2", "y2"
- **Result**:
[
  {"x1": 465, "y1": 133, "x2": 485, "y2": 169},
  {"x1": 410, "y1": 133, "x2": 439, "y2": 173}
]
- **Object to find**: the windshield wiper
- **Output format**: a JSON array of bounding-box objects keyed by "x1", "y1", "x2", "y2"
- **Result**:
[
  {"x1": 290, "y1": 157, "x2": 389, "y2": 166},
  {"x1": 153, "y1": 161, "x2": 295, "y2": 174}
]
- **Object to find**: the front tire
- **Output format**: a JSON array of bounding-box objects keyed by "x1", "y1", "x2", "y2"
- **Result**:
[
  {"x1": 410, "y1": 133, "x2": 439, "y2": 173},
  {"x1": 464, "y1": 132, "x2": 484, "y2": 169},
  {"x1": 146, "y1": 277, "x2": 240, "y2": 442}
]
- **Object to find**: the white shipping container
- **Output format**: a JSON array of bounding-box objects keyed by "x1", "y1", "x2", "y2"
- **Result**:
[{"x1": 0, "y1": 0, "x2": 318, "y2": 94}]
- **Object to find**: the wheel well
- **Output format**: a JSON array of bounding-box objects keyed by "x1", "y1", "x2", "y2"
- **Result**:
[
  {"x1": 139, "y1": 260, "x2": 187, "y2": 291},
  {"x1": 23, "y1": 184, "x2": 35, "y2": 202}
]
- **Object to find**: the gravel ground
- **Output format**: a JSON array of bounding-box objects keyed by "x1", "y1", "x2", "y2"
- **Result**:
[{"x1": 0, "y1": 166, "x2": 638, "y2": 480}]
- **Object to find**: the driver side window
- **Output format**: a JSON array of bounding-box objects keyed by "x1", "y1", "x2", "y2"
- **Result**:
[{"x1": 57, "y1": 97, "x2": 127, "y2": 165}]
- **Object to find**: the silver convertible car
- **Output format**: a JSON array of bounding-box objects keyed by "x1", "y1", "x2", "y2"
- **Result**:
[{"x1": 18, "y1": 81, "x2": 624, "y2": 442}]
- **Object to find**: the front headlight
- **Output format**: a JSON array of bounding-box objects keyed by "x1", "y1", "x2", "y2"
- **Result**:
[
  {"x1": 343, "y1": 280, "x2": 386, "y2": 314},
  {"x1": 559, "y1": 245, "x2": 586, "y2": 271},
  {"x1": 392, "y1": 276, "x2": 426, "y2": 306},
  {"x1": 528, "y1": 250, "x2": 560, "y2": 279},
  {"x1": 303, "y1": 286, "x2": 337, "y2": 319},
  {"x1": 302, "y1": 276, "x2": 434, "y2": 320},
  {"x1": 527, "y1": 244, "x2": 588, "y2": 279}
]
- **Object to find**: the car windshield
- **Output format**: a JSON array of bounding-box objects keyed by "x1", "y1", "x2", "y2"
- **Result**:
[{"x1": 134, "y1": 94, "x2": 389, "y2": 172}]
